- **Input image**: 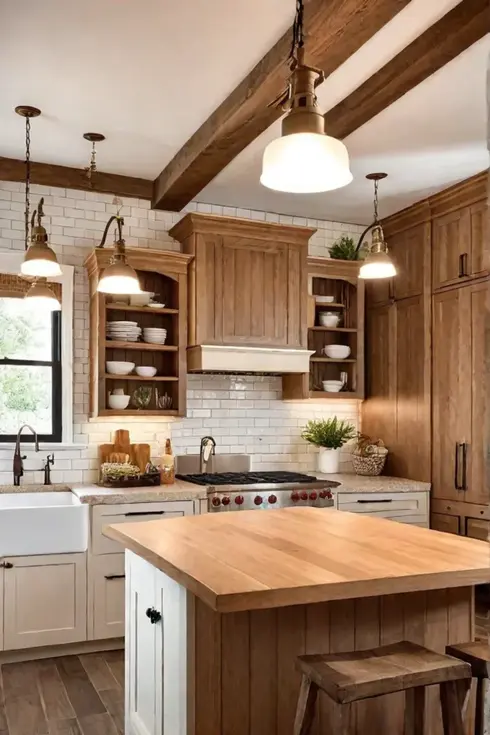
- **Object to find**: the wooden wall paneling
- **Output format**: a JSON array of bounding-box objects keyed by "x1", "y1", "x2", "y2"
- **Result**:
[
  {"x1": 193, "y1": 599, "x2": 221, "y2": 735},
  {"x1": 277, "y1": 605, "x2": 306, "y2": 735},
  {"x1": 379, "y1": 595, "x2": 405, "y2": 733},
  {"x1": 305, "y1": 602, "x2": 330, "y2": 735},
  {"x1": 221, "y1": 612, "x2": 251, "y2": 735},
  {"x1": 250, "y1": 608, "x2": 278, "y2": 735},
  {"x1": 354, "y1": 598, "x2": 383, "y2": 732},
  {"x1": 432, "y1": 287, "x2": 472, "y2": 501},
  {"x1": 469, "y1": 281, "x2": 489, "y2": 506}
]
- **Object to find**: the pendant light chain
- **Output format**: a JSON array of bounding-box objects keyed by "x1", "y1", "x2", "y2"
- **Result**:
[
  {"x1": 24, "y1": 115, "x2": 31, "y2": 251},
  {"x1": 373, "y1": 178, "x2": 379, "y2": 223},
  {"x1": 289, "y1": 0, "x2": 304, "y2": 63}
]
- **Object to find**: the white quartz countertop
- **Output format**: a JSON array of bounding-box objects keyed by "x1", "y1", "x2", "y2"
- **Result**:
[{"x1": 319, "y1": 473, "x2": 431, "y2": 493}]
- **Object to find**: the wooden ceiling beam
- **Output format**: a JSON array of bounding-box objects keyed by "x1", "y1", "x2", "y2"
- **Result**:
[
  {"x1": 152, "y1": 0, "x2": 411, "y2": 211},
  {"x1": 324, "y1": 0, "x2": 489, "y2": 139},
  {"x1": 0, "y1": 156, "x2": 153, "y2": 200}
]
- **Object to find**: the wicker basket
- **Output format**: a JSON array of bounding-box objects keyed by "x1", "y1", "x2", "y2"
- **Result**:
[{"x1": 352, "y1": 452, "x2": 387, "y2": 476}]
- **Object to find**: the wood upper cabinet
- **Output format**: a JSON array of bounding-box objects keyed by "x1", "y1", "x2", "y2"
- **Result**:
[
  {"x1": 363, "y1": 304, "x2": 396, "y2": 447},
  {"x1": 468, "y1": 281, "x2": 488, "y2": 505},
  {"x1": 169, "y1": 214, "x2": 313, "y2": 349},
  {"x1": 432, "y1": 201, "x2": 488, "y2": 291}
]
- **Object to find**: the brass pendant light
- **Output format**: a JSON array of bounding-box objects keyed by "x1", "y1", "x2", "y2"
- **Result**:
[
  {"x1": 260, "y1": 0, "x2": 352, "y2": 193},
  {"x1": 357, "y1": 173, "x2": 397, "y2": 280},
  {"x1": 97, "y1": 214, "x2": 141, "y2": 294},
  {"x1": 24, "y1": 277, "x2": 61, "y2": 312},
  {"x1": 15, "y1": 105, "x2": 62, "y2": 279}
]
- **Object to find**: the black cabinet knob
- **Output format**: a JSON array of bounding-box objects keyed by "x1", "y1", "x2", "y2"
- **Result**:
[{"x1": 145, "y1": 606, "x2": 162, "y2": 624}]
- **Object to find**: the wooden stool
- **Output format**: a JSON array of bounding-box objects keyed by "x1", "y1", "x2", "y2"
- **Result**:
[
  {"x1": 294, "y1": 640, "x2": 472, "y2": 735},
  {"x1": 447, "y1": 642, "x2": 490, "y2": 735}
]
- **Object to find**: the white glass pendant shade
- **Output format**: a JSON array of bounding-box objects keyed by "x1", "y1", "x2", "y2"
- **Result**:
[
  {"x1": 260, "y1": 132, "x2": 353, "y2": 193},
  {"x1": 359, "y1": 250, "x2": 397, "y2": 280},
  {"x1": 21, "y1": 244, "x2": 62, "y2": 277},
  {"x1": 24, "y1": 279, "x2": 61, "y2": 311},
  {"x1": 97, "y1": 261, "x2": 141, "y2": 294}
]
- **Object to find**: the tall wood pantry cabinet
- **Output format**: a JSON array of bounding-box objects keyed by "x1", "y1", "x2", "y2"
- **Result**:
[{"x1": 363, "y1": 171, "x2": 489, "y2": 538}]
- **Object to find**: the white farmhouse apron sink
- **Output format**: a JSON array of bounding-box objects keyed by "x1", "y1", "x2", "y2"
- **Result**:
[{"x1": 0, "y1": 492, "x2": 89, "y2": 556}]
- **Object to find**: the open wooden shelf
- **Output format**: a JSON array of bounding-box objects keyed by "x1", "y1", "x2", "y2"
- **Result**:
[
  {"x1": 99, "y1": 409, "x2": 180, "y2": 417},
  {"x1": 106, "y1": 304, "x2": 179, "y2": 315},
  {"x1": 310, "y1": 391, "x2": 363, "y2": 399},
  {"x1": 314, "y1": 301, "x2": 345, "y2": 308},
  {"x1": 311, "y1": 357, "x2": 356, "y2": 363},
  {"x1": 105, "y1": 341, "x2": 178, "y2": 352},
  {"x1": 309, "y1": 326, "x2": 357, "y2": 332},
  {"x1": 105, "y1": 374, "x2": 179, "y2": 382}
]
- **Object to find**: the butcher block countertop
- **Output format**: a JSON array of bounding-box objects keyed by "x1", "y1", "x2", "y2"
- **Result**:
[{"x1": 105, "y1": 506, "x2": 490, "y2": 613}]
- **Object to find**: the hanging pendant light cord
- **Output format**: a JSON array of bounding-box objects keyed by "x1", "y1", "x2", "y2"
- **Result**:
[
  {"x1": 289, "y1": 0, "x2": 304, "y2": 63},
  {"x1": 373, "y1": 179, "x2": 380, "y2": 223},
  {"x1": 24, "y1": 115, "x2": 31, "y2": 251}
]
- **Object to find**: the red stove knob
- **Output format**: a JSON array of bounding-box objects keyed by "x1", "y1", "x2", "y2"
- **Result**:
[
  {"x1": 309, "y1": 491, "x2": 318, "y2": 501},
  {"x1": 235, "y1": 495, "x2": 244, "y2": 505},
  {"x1": 268, "y1": 494, "x2": 277, "y2": 504},
  {"x1": 254, "y1": 495, "x2": 263, "y2": 506},
  {"x1": 319, "y1": 490, "x2": 327, "y2": 499},
  {"x1": 211, "y1": 497, "x2": 221, "y2": 507},
  {"x1": 326, "y1": 491, "x2": 333, "y2": 499},
  {"x1": 300, "y1": 491, "x2": 308, "y2": 501},
  {"x1": 222, "y1": 496, "x2": 230, "y2": 506},
  {"x1": 291, "y1": 491, "x2": 299, "y2": 502}
]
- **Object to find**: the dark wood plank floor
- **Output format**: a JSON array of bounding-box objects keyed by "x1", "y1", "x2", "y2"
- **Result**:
[{"x1": 0, "y1": 651, "x2": 124, "y2": 735}]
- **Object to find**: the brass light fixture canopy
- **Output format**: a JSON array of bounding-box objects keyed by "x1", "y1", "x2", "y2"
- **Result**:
[
  {"x1": 358, "y1": 173, "x2": 397, "y2": 280},
  {"x1": 83, "y1": 132, "x2": 106, "y2": 142},
  {"x1": 83, "y1": 133, "x2": 105, "y2": 185},
  {"x1": 97, "y1": 215, "x2": 141, "y2": 295},
  {"x1": 15, "y1": 105, "x2": 41, "y2": 119},
  {"x1": 260, "y1": 0, "x2": 352, "y2": 194},
  {"x1": 24, "y1": 277, "x2": 61, "y2": 311},
  {"x1": 21, "y1": 198, "x2": 62, "y2": 277}
]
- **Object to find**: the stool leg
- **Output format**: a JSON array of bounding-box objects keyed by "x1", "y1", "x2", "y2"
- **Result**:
[
  {"x1": 440, "y1": 679, "x2": 471, "y2": 735},
  {"x1": 475, "y1": 677, "x2": 490, "y2": 735},
  {"x1": 404, "y1": 686, "x2": 425, "y2": 735},
  {"x1": 293, "y1": 675, "x2": 318, "y2": 735}
]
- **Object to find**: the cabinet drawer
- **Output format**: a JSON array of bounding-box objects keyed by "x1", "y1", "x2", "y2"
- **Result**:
[
  {"x1": 92, "y1": 553, "x2": 125, "y2": 640},
  {"x1": 466, "y1": 518, "x2": 489, "y2": 541},
  {"x1": 92, "y1": 500, "x2": 195, "y2": 555},
  {"x1": 431, "y1": 513, "x2": 460, "y2": 535},
  {"x1": 337, "y1": 492, "x2": 428, "y2": 517}
]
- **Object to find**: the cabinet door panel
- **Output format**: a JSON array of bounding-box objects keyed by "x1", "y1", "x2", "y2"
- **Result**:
[
  {"x1": 432, "y1": 288, "x2": 472, "y2": 501},
  {"x1": 466, "y1": 518, "x2": 489, "y2": 541},
  {"x1": 392, "y1": 223, "x2": 429, "y2": 300},
  {"x1": 431, "y1": 513, "x2": 460, "y2": 535},
  {"x1": 469, "y1": 281, "x2": 489, "y2": 505},
  {"x1": 470, "y1": 201, "x2": 488, "y2": 278},
  {"x1": 126, "y1": 552, "x2": 157, "y2": 735},
  {"x1": 92, "y1": 554, "x2": 125, "y2": 640},
  {"x1": 432, "y1": 208, "x2": 471, "y2": 290},
  {"x1": 3, "y1": 553, "x2": 86, "y2": 650}
]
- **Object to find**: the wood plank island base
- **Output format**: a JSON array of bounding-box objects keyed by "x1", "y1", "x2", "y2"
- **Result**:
[{"x1": 104, "y1": 507, "x2": 490, "y2": 735}]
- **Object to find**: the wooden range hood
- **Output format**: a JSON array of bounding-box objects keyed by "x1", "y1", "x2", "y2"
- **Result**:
[{"x1": 169, "y1": 213, "x2": 315, "y2": 373}]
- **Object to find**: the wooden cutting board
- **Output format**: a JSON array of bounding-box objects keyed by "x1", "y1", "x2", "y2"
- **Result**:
[
  {"x1": 98, "y1": 431, "x2": 151, "y2": 476},
  {"x1": 132, "y1": 443, "x2": 151, "y2": 473}
]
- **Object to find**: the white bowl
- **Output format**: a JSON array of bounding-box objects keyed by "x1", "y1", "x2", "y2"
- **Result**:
[
  {"x1": 319, "y1": 313, "x2": 340, "y2": 328},
  {"x1": 316, "y1": 295, "x2": 335, "y2": 304},
  {"x1": 108, "y1": 394, "x2": 130, "y2": 409},
  {"x1": 106, "y1": 361, "x2": 135, "y2": 375},
  {"x1": 322, "y1": 380, "x2": 344, "y2": 393},
  {"x1": 136, "y1": 366, "x2": 157, "y2": 377},
  {"x1": 323, "y1": 345, "x2": 351, "y2": 359},
  {"x1": 148, "y1": 302, "x2": 166, "y2": 308},
  {"x1": 129, "y1": 292, "x2": 154, "y2": 306}
]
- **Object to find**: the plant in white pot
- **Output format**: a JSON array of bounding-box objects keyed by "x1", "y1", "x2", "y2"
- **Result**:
[{"x1": 301, "y1": 417, "x2": 356, "y2": 474}]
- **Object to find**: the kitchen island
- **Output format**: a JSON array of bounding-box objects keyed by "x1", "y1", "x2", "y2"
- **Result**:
[{"x1": 105, "y1": 507, "x2": 490, "y2": 735}]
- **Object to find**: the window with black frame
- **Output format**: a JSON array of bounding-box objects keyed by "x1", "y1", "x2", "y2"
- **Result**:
[{"x1": 0, "y1": 294, "x2": 62, "y2": 442}]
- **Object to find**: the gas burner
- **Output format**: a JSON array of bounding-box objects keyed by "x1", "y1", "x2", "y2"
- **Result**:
[{"x1": 176, "y1": 471, "x2": 321, "y2": 487}]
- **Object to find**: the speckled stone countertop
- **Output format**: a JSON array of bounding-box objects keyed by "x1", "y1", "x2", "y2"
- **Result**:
[
  {"x1": 317, "y1": 473, "x2": 431, "y2": 493},
  {"x1": 0, "y1": 483, "x2": 71, "y2": 493},
  {"x1": 0, "y1": 480, "x2": 207, "y2": 504}
]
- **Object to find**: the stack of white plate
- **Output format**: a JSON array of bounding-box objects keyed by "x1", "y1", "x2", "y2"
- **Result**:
[
  {"x1": 143, "y1": 327, "x2": 167, "y2": 345},
  {"x1": 106, "y1": 321, "x2": 142, "y2": 342}
]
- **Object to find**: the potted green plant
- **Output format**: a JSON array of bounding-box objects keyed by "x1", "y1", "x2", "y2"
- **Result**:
[
  {"x1": 301, "y1": 417, "x2": 356, "y2": 474},
  {"x1": 329, "y1": 235, "x2": 367, "y2": 261}
]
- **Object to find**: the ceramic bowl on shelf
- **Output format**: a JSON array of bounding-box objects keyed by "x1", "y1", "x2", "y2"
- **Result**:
[
  {"x1": 143, "y1": 328, "x2": 167, "y2": 345},
  {"x1": 106, "y1": 361, "x2": 135, "y2": 375},
  {"x1": 315, "y1": 295, "x2": 335, "y2": 304},
  {"x1": 148, "y1": 302, "x2": 166, "y2": 309},
  {"x1": 322, "y1": 380, "x2": 344, "y2": 393},
  {"x1": 129, "y1": 291, "x2": 154, "y2": 306},
  {"x1": 108, "y1": 393, "x2": 130, "y2": 409},
  {"x1": 136, "y1": 366, "x2": 157, "y2": 377},
  {"x1": 323, "y1": 345, "x2": 351, "y2": 359},
  {"x1": 319, "y1": 312, "x2": 340, "y2": 328}
]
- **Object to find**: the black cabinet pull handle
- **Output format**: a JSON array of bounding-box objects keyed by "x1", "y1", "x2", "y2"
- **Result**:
[
  {"x1": 104, "y1": 574, "x2": 125, "y2": 580},
  {"x1": 454, "y1": 443, "x2": 461, "y2": 489},
  {"x1": 356, "y1": 499, "x2": 393, "y2": 504},
  {"x1": 461, "y1": 442, "x2": 468, "y2": 491},
  {"x1": 0, "y1": 562, "x2": 13, "y2": 569},
  {"x1": 458, "y1": 253, "x2": 469, "y2": 278},
  {"x1": 125, "y1": 510, "x2": 165, "y2": 517},
  {"x1": 145, "y1": 607, "x2": 162, "y2": 624}
]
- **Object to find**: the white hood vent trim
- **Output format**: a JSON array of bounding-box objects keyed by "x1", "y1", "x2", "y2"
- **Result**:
[{"x1": 187, "y1": 345, "x2": 314, "y2": 374}]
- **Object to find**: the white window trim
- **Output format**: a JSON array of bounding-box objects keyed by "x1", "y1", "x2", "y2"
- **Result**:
[{"x1": 0, "y1": 251, "x2": 74, "y2": 443}]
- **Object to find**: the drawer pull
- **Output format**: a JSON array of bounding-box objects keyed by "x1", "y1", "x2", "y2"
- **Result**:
[
  {"x1": 124, "y1": 510, "x2": 166, "y2": 517},
  {"x1": 356, "y1": 499, "x2": 393, "y2": 504},
  {"x1": 104, "y1": 574, "x2": 125, "y2": 580},
  {"x1": 0, "y1": 562, "x2": 13, "y2": 569},
  {"x1": 146, "y1": 607, "x2": 162, "y2": 624}
]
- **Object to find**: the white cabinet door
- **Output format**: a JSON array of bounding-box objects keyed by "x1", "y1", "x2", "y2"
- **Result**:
[
  {"x1": 0, "y1": 563, "x2": 4, "y2": 651},
  {"x1": 126, "y1": 552, "x2": 160, "y2": 735},
  {"x1": 336, "y1": 491, "x2": 429, "y2": 526},
  {"x1": 3, "y1": 553, "x2": 87, "y2": 650},
  {"x1": 91, "y1": 553, "x2": 125, "y2": 640}
]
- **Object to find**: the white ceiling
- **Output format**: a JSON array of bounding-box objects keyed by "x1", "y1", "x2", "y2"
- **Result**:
[{"x1": 1, "y1": 0, "x2": 488, "y2": 224}]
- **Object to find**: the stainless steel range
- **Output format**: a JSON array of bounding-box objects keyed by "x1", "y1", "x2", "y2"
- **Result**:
[{"x1": 176, "y1": 470, "x2": 339, "y2": 512}]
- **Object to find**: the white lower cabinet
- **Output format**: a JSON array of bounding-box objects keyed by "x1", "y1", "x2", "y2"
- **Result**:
[
  {"x1": 2, "y1": 553, "x2": 87, "y2": 650},
  {"x1": 336, "y1": 491, "x2": 429, "y2": 527},
  {"x1": 91, "y1": 553, "x2": 126, "y2": 640},
  {"x1": 126, "y1": 551, "x2": 187, "y2": 735}
]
